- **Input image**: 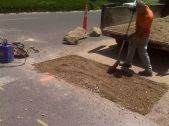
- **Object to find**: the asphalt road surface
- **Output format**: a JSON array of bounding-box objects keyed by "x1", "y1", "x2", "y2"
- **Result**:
[
  {"x1": 0, "y1": 11, "x2": 101, "y2": 43},
  {"x1": 0, "y1": 11, "x2": 163, "y2": 126}
]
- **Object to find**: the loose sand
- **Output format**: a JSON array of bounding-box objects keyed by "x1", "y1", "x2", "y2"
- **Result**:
[
  {"x1": 34, "y1": 55, "x2": 168, "y2": 115},
  {"x1": 104, "y1": 16, "x2": 169, "y2": 43}
]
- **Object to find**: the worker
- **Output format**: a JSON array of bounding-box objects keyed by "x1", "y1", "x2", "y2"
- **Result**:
[{"x1": 122, "y1": 0, "x2": 154, "y2": 76}]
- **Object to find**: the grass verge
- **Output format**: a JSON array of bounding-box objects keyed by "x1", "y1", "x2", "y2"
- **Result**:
[
  {"x1": 0, "y1": 0, "x2": 159, "y2": 13},
  {"x1": 0, "y1": 0, "x2": 108, "y2": 13}
]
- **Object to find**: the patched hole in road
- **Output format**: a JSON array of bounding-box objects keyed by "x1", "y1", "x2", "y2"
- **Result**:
[{"x1": 34, "y1": 55, "x2": 168, "y2": 115}]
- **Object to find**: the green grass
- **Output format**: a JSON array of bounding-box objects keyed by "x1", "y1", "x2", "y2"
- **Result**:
[
  {"x1": 0, "y1": 0, "x2": 109, "y2": 13},
  {"x1": 144, "y1": 0, "x2": 159, "y2": 4},
  {"x1": 0, "y1": 0, "x2": 159, "y2": 13}
]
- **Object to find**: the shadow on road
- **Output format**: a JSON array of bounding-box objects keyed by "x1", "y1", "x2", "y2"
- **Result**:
[{"x1": 88, "y1": 44, "x2": 169, "y2": 77}]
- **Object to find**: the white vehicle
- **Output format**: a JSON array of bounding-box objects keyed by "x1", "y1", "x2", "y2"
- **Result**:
[{"x1": 123, "y1": 0, "x2": 136, "y2": 8}]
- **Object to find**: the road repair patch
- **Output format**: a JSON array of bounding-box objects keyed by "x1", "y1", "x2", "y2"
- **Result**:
[{"x1": 34, "y1": 55, "x2": 168, "y2": 115}]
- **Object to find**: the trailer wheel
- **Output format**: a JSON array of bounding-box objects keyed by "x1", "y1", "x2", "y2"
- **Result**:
[
  {"x1": 115, "y1": 38, "x2": 123, "y2": 46},
  {"x1": 115, "y1": 38, "x2": 129, "y2": 47}
]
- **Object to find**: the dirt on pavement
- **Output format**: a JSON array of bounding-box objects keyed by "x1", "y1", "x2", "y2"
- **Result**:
[{"x1": 34, "y1": 55, "x2": 168, "y2": 115}]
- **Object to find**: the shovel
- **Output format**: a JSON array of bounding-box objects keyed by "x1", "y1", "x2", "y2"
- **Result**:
[{"x1": 108, "y1": 11, "x2": 135, "y2": 73}]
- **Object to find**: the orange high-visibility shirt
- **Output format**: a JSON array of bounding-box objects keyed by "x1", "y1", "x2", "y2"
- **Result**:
[{"x1": 136, "y1": 6, "x2": 154, "y2": 37}]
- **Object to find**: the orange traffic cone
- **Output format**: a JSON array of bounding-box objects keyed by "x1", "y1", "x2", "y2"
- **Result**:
[{"x1": 83, "y1": 3, "x2": 88, "y2": 32}]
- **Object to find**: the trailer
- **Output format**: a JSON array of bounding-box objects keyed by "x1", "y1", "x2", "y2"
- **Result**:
[
  {"x1": 101, "y1": 3, "x2": 169, "y2": 52},
  {"x1": 103, "y1": 16, "x2": 169, "y2": 52}
]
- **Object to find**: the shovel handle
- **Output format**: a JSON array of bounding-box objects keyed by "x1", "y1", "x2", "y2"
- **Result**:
[{"x1": 116, "y1": 12, "x2": 134, "y2": 61}]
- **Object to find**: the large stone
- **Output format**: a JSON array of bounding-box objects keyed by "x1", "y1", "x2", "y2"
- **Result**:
[
  {"x1": 63, "y1": 27, "x2": 87, "y2": 45},
  {"x1": 89, "y1": 27, "x2": 102, "y2": 37}
]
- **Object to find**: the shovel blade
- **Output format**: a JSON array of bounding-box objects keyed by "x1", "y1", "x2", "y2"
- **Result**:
[{"x1": 107, "y1": 61, "x2": 120, "y2": 73}]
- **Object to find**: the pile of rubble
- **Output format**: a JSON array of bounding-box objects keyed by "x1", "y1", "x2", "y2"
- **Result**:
[{"x1": 63, "y1": 26, "x2": 102, "y2": 45}]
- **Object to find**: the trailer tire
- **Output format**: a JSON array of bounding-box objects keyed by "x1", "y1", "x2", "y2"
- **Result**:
[
  {"x1": 115, "y1": 38, "x2": 123, "y2": 46},
  {"x1": 115, "y1": 38, "x2": 129, "y2": 47}
]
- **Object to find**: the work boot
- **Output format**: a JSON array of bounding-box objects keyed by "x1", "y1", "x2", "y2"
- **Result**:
[
  {"x1": 138, "y1": 70, "x2": 152, "y2": 77},
  {"x1": 120, "y1": 63, "x2": 132, "y2": 68}
]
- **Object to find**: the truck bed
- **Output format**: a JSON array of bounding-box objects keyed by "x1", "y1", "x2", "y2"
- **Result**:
[{"x1": 103, "y1": 16, "x2": 169, "y2": 52}]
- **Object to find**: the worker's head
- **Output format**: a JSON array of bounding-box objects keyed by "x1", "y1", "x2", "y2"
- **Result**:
[{"x1": 136, "y1": 0, "x2": 146, "y2": 14}]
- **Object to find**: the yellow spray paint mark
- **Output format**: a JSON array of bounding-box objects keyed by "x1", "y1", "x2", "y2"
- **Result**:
[
  {"x1": 0, "y1": 83, "x2": 5, "y2": 91},
  {"x1": 37, "y1": 119, "x2": 48, "y2": 126},
  {"x1": 0, "y1": 87, "x2": 4, "y2": 91},
  {"x1": 0, "y1": 83, "x2": 5, "y2": 87}
]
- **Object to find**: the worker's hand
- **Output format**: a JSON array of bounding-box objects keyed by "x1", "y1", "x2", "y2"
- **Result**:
[
  {"x1": 129, "y1": 6, "x2": 136, "y2": 14},
  {"x1": 124, "y1": 34, "x2": 129, "y2": 42}
]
